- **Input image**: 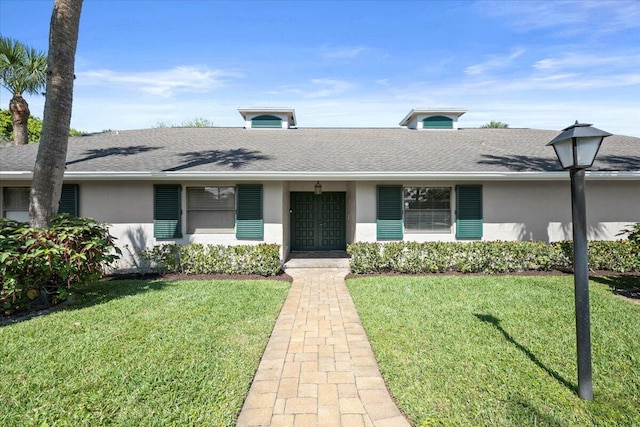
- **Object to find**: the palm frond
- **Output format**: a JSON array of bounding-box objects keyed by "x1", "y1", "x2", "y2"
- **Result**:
[{"x1": 0, "y1": 36, "x2": 47, "y2": 95}]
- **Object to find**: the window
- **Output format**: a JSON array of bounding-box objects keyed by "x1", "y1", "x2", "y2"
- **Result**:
[
  {"x1": 251, "y1": 115, "x2": 282, "y2": 128},
  {"x1": 2, "y1": 185, "x2": 79, "y2": 221},
  {"x1": 187, "y1": 187, "x2": 235, "y2": 233},
  {"x1": 404, "y1": 187, "x2": 451, "y2": 232},
  {"x1": 422, "y1": 116, "x2": 453, "y2": 129},
  {"x1": 2, "y1": 187, "x2": 30, "y2": 221}
]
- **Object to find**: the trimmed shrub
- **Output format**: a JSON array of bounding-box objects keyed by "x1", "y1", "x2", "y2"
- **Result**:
[
  {"x1": 347, "y1": 240, "x2": 638, "y2": 275},
  {"x1": 0, "y1": 215, "x2": 121, "y2": 314},
  {"x1": 618, "y1": 223, "x2": 640, "y2": 270},
  {"x1": 140, "y1": 243, "x2": 282, "y2": 276},
  {"x1": 552, "y1": 240, "x2": 638, "y2": 273}
]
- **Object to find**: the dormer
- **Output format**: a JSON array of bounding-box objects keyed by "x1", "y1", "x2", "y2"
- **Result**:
[
  {"x1": 399, "y1": 108, "x2": 466, "y2": 130},
  {"x1": 238, "y1": 108, "x2": 296, "y2": 129}
]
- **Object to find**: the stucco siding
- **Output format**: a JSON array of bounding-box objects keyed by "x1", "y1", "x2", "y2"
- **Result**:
[
  {"x1": 81, "y1": 181, "x2": 153, "y2": 223},
  {"x1": 353, "y1": 180, "x2": 639, "y2": 243},
  {"x1": 484, "y1": 181, "x2": 639, "y2": 242},
  {"x1": 483, "y1": 181, "x2": 570, "y2": 242},
  {"x1": 1, "y1": 177, "x2": 638, "y2": 271},
  {"x1": 80, "y1": 181, "x2": 285, "y2": 269},
  {"x1": 354, "y1": 182, "x2": 376, "y2": 242}
]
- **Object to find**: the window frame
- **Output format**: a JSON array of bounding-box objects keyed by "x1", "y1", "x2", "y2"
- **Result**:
[
  {"x1": 2, "y1": 187, "x2": 30, "y2": 221},
  {"x1": 422, "y1": 116, "x2": 453, "y2": 129},
  {"x1": 186, "y1": 186, "x2": 236, "y2": 234},
  {"x1": 403, "y1": 186, "x2": 452, "y2": 234},
  {"x1": 251, "y1": 115, "x2": 283, "y2": 129}
]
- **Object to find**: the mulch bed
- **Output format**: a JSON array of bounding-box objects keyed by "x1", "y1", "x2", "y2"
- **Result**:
[{"x1": 105, "y1": 271, "x2": 294, "y2": 283}]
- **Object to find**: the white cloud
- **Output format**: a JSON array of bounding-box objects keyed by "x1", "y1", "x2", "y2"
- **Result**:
[
  {"x1": 534, "y1": 53, "x2": 640, "y2": 72},
  {"x1": 285, "y1": 78, "x2": 354, "y2": 98},
  {"x1": 481, "y1": 0, "x2": 640, "y2": 36},
  {"x1": 321, "y1": 45, "x2": 368, "y2": 60},
  {"x1": 465, "y1": 48, "x2": 525, "y2": 76},
  {"x1": 77, "y1": 66, "x2": 242, "y2": 97}
]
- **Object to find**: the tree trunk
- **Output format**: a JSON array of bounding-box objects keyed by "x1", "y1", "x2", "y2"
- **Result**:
[
  {"x1": 29, "y1": 0, "x2": 83, "y2": 228},
  {"x1": 9, "y1": 94, "x2": 30, "y2": 146}
]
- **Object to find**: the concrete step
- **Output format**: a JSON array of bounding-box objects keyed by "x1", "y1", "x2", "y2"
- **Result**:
[{"x1": 284, "y1": 257, "x2": 351, "y2": 269}]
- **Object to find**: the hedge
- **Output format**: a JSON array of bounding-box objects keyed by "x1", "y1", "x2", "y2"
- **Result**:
[
  {"x1": 347, "y1": 240, "x2": 639, "y2": 275},
  {"x1": 138, "y1": 243, "x2": 282, "y2": 277}
]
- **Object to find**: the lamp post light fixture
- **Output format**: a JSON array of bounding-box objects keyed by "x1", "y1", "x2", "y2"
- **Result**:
[{"x1": 546, "y1": 121, "x2": 611, "y2": 400}]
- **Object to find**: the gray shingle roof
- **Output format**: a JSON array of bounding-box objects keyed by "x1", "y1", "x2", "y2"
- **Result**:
[{"x1": 1, "y1": 127, "x2": 638, "y2": 175}]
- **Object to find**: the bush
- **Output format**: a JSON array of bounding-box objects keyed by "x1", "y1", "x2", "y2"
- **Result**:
[
  {"x1": 347, "y1": 240, "x2": 638, "y2": 275},
  {"x1": 139, "y1": 243, "x2": 282, "y2": 276},
  {"x1": 553, "y1": 240, "x2": 638, "y2": 273},
  {"x1": 618, "y1": 223, "x2": 640, "y2": 270},
  {"x1": 0, "y1": 215, "x2": 121, "y2": 314}
]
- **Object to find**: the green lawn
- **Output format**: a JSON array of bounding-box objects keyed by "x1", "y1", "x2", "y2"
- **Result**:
[
  {"x1": 0, "y1": 278, "x2": 290, "y2": 427},
  {"x1": 347, "y1": 275, "x2": 640, "y2": 427}
]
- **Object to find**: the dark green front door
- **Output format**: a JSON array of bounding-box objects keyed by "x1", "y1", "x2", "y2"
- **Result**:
[{"x1": 291, "y1": 192, "x2": 346, "y2": 251}]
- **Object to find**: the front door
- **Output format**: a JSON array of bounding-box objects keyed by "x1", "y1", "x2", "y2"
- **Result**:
[{"x1": 291, "y1": 192, "x2": 346, "y2": 251}]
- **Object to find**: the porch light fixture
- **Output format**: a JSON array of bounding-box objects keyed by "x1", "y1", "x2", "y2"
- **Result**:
[
  {"x1": 314, "y1": 181, "x2": 322, "y2": 195},
  {"x1": 546, "y1": 121, "x2": 611, "y2": 401}
]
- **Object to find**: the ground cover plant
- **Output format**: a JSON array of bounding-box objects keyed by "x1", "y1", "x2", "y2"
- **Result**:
[
  {"x1": 347, "y1": 275, "x2": 640, "y2": 427},
  {"x1": 0, "y1": 278, "x2": 290, "y2": 426}
]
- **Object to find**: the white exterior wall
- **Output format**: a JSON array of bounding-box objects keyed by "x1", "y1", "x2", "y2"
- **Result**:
[
  {"x1": 484, "y1": 181, "x2": 640, "y2": 242},
  {"x1": 354, "y1": 182, "x2": 377, "y2": 242},
  {"x1": 354, "y1": 180, "x2": 640, "y2": 243},
  {"x1": 78, "y1": 181, "x2": 284, "y2": 269},
  {"x1": 2, "y1": 178, "x2": 638, "y2": 270}
]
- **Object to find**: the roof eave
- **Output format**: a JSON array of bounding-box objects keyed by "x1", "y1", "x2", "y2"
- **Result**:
[
  {"x1": 2, "y1": 170, "x2": 639, "y2": 182},
  {"x1": 399, "y1": 108, "x2": 468, "y2": 126},
  {"x1": 238, "y1": 108, "x2": 297, "y2": 126}
]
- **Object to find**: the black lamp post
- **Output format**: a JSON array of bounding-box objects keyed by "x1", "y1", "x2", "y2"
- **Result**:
[{"x1": 546, "y1": 121, "x2": 611, "y2": 400}]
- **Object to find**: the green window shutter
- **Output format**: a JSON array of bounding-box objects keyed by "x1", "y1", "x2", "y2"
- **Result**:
[
  {"x1": 252, "y1": 115, "x2": 282, "y2": 128},
  {"x1": 236, "y1": 184, "x2": 263, "y2": 239},
  {"x1": 456, "y1": 185, "x2": 483, "y2": 239},
  {"x1": 377, "y1": 185, "x2": 403, "y2": 240},
  {"x1": 154, "y1": 185, "x2": 182, "y2": 239},
  {"x1": 58, "y1": 184, "x2": 79, "y2": 216},
  {"x1": 423, "y1": 116, "x2": 453, "y2": 129}
]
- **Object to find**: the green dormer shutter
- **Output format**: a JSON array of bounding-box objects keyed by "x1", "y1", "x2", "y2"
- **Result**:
[
  {"x1": 377, "y1": 185, "x2": 403, "y2": 240},
  {"x1": 236, "y1": 184, "x2": 263, "y2": 239},
  {"x1": 154, "y1": 185, "x2": 182, "y2": 239},
  {"x1": 58, "y1": 184, "x2": 78, "y2": 216},
  {"x1": 423, "y1": 116, "x2": 453, "y2": 129},
  {"x1": 456, "y1": 185, "x2": 483, "y2": 239},
  {"x1": 252, "y1": 115, "x2": 282, "y2": 128}
]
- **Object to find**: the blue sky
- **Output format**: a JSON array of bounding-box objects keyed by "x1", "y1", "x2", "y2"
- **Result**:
[{"x1": 1, "y1": 0, "x2": 639, "y2": 136}]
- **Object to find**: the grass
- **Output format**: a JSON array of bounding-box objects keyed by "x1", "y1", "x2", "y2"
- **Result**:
[
  {"x1": 347, "y1": 275, "x2": 640, "y2": 427},
  {"x1": 0, "y1": 278, "x2": 290, "y2": 427}
]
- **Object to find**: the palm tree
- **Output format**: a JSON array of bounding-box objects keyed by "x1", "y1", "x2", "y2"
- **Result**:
[
  {"x1": 30, "y1": 0, "x2": 83, "y2": 228},
  {"x1": 0, "y1": 37, "x2": 47, "y2": 146}
]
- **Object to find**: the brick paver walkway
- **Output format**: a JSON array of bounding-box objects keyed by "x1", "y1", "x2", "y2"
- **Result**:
[{"x1": 236, "y1": 265, "x2": 409, "y2": 427}]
